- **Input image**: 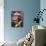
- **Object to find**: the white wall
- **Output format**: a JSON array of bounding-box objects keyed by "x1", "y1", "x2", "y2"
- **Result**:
[
  {"x1": 0, "y1": 0, "x2": 4, "y2": 42},
  {"x1": 40, "y1": 0, "x2": 46, "y2": 27}
]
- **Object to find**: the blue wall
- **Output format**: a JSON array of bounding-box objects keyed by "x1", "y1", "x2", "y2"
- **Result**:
[{"x1": 4, "y1": 0, "x2": 40, "y2": 42}]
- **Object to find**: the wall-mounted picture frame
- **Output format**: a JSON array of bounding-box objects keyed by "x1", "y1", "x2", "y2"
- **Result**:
[{"x1": 11, "y1": 11, "x2": 24, "y2": 27}]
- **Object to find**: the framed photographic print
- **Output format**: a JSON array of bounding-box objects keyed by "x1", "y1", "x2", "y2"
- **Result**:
[{"x1": 11, "y1": 11, "x2": 24, "y2": 27}]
